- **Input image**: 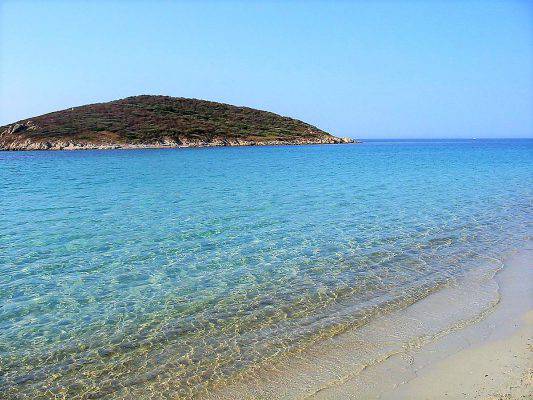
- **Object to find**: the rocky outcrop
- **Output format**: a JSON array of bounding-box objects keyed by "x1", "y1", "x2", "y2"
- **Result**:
[{"x1": 0, "y1": 134, "x2": 356, "y2": 151}]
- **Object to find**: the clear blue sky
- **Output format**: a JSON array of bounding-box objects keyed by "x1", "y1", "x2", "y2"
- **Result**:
[{"x1": 1, "y1": 0, "x2": 531, "y2": 138}]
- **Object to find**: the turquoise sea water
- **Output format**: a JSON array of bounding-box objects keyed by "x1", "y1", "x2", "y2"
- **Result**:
[{"x1": 1, "y1": 139, "x2": 532, "y2": 399}]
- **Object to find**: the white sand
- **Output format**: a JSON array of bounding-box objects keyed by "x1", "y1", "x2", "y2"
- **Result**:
[
  {"x1": 378, "y1": 249, "x2": 532, "y2": 400},
  {"x1": 384, "y1": 313, "x2": 532, "y2": 399},
  {"x1": 311, "y1": 248, "x2": 533, "y2": 400}
]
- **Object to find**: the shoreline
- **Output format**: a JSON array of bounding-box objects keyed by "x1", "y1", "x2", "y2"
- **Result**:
[
  {"x1": 203, "y1": 245, "x2": 532, "y2": 399},
  {"x1": 0, "y1": 138, "x2": 358, "y2": 152},
  {"x1": 380, "y1": 246, "x2": 532, "y2": 400}
]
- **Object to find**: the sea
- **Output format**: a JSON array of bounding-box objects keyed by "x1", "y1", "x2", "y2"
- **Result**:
[{"x1": 1, "y1": 139, "x2": 531, "y2": 399}]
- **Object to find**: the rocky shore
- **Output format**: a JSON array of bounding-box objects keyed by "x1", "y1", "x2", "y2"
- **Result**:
[{"x1": 0, "y1": 132, "x2": 355, "y2": 151}]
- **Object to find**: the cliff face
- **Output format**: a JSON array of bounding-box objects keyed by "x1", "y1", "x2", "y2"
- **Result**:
[{"x1": 0, "y1": 95, "x2": 354, "y2": 150}]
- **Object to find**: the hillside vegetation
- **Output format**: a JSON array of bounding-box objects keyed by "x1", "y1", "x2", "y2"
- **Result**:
[{"x1": 0, "y1": 95, "x2": 353, "y2": 150}]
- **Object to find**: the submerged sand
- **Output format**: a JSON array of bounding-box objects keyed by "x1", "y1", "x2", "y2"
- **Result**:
[{"x1": 203, "y1": 247, "x2": 532, "y2": 399}]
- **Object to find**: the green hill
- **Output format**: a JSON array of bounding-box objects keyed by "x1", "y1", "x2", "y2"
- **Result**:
[{"x1": 0, "y1": 95, "x2": 354, "y2": 150}]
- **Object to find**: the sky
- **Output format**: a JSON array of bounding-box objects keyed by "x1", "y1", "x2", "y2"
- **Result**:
[{"x1": 0, "y1": 0, "x2": 532, "y2": 139}]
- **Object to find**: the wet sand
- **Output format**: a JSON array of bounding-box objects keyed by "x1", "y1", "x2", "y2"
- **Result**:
[
  {"x1": 383, "y1": 313, "x2": 532, "y2": 399},
  {"x1": 204, "y1": 246, "x2": 532, "y2": 399},
  {"x1": 378, "y1": 247, "x2": 532, "y2": 400}
]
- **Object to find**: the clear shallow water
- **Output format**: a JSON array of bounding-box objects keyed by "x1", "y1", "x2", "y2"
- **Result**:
[{"x1": 0, "y1": 139, "x2": 531, "y2": 399}]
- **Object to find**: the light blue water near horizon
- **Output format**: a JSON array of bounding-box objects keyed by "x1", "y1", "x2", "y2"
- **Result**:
[{"x1": 0, "y1": 139, "x2": 532, "y2": 399}]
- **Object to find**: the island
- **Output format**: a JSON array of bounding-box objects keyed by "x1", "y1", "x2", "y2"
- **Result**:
[{"x1": 0, "y1": 95, "x2": 355, "y2": 150}]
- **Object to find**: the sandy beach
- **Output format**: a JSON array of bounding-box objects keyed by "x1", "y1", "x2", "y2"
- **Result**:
[
  {"x1": 384, "y1": 313, "x2": 532, "y2": 400},
  {"x1": 377, "y1": 248, "x2": 532, "y2": 400},
  {"x1": 205, "y1": 246, "x2": 532, "y2": 399}
]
